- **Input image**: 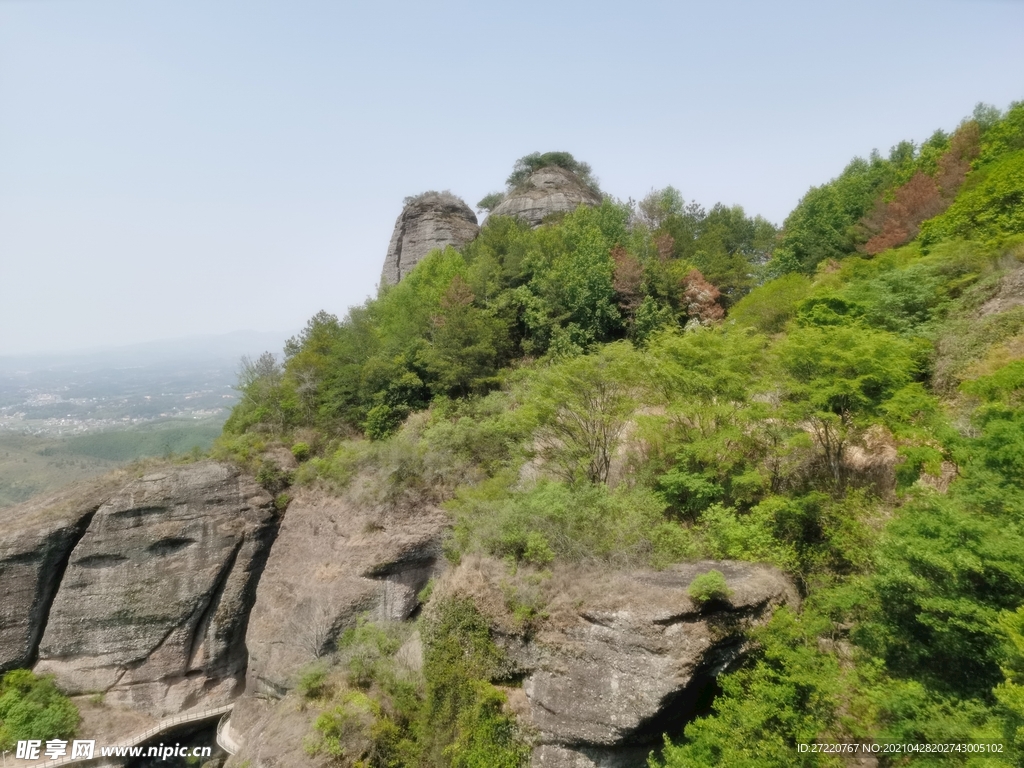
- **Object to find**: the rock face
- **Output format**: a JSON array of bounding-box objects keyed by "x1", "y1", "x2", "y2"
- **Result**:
[
  {"x1": 980, "y1": 265, "x2": 1024, "y2": 316},
  {"x1": 490, "y1": 166, "x2": 603, "y2": 227},
  {"x1": 438, "y1": 558, "x2": 798, "y2": 768},
  {"x1": 34, "y1": 461, "x2": 277, "y2": 717},
  {"x1": 244, "y1": 491, "x2": 448, "y2": 695},
  {"x1": 381, "y1": 191, "x2": 479, "y2": 286},
  {"x1": 0, "y1": 477, "x2": 125, "y2": 672}
]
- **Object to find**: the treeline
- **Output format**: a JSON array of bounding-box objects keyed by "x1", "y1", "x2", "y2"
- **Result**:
[
  {"x1": 224, "y1": 183, "x2": 775, "y2": 441},
  {"x1": 772, "y1": 102, "x2": 1024, "y2": 274}
]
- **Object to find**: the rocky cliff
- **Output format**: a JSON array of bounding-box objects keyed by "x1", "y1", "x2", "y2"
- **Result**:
[
  {"x1": 244, "y1": 490, "x2": 447, "y2": 695},
  {"x1": 0, "y1": 474, "x2": 129, "y2": 672},
  {"x1": 0, "y1": 461, "x2": 279, "y2": 718},
  {"x1": 1, "y1": 455, "x2": 798, "y2": 768},
  {"x1": 489, "y1": 166, "x2": 603, "y2": 227},
  {"x1": 380, "y1": 191, "x2": 479, "y2": 286},
  {"x1": 435, "y1": 557, "x2": 798, "y2": 768}
]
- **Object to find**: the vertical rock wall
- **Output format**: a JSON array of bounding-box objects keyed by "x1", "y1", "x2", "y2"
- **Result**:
[
  {"x1": 380, "y1": 191, "x2": 479, "y2": 286},
  {"x1": 33, "y1": 462, "x2": 278, "y2": 717}
]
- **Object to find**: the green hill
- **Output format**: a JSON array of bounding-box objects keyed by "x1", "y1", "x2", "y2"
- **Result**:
[{"x1": 217, "y1": 101, "x2": 1024, "y2": 766}]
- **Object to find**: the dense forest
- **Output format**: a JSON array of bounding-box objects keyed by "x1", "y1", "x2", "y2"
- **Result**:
[{"x1": 215, "y1": 102, "x2": 1024, "y2": 766}]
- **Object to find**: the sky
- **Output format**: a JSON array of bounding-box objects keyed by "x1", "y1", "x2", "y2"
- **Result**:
[{"x1": 1, "y1": 0, "x2": 1023, "y2": 356}]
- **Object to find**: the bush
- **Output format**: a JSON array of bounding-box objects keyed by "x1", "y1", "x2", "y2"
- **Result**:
[
  {"x1": 505, "y1": 151, "x2": 599, "y2": 194},
  {"x1": 421, "y1": 599, "x2": 528, "y2": 767},
  {"x1": 451, "y1": 480, "x2": 698, "y2": 568},
  {"x1": 687, "y1": 569, "x2": 733, "y2": 605},
  {"x1": 297, "y1": 665, "x2": 331, "y2": 700},
  {"x1": 477, "y1": 191, "x2": 505, "y2": 212},
  {"x1": 0, "y1": 670, "x2": 79, "y2": 750}
]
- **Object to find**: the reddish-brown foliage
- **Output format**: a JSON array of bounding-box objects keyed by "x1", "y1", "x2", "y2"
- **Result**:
[
  {"x1": 859, "y1": 122, "x2": 982, "y2": 255},
  {"x1": 681, "y1": 269, "x2": 725, "y2": 324},
  {"x1": 862, "y1": 172, "x2": 945, "y2": 254},
  {"x1": 611, "y1": 246, "x2": 644, "y2": 315},
  {"x1": 936, "y1": 120, "x2": 981, "y2": 196}
]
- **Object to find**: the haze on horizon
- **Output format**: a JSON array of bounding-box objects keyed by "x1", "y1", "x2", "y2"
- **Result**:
[{"x1": 2, "y1": 0, "x2": 1023, "y2": 356}]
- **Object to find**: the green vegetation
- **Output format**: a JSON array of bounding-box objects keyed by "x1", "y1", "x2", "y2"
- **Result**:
[
  {"x1": 222, "y1": 107, "x2": 1024, "y2": 766},
  {"x1": 300, "y1": 609, "x2": 528, "y2": 768},
  {"x1": 61, "y1": 421, "x2": 223, "y2": 462},
  {"x1": 0, "y1": 670, "x2": 79, "y2": 750},
  {"x1": 0, "y1": 419, "x2": 222, "y2": 508},
  {"x1": 687, "y1": 570, "x2": 732, "y2": 606},
  {"x1": 505, "y1": 150, "x2": 599, "y2": 194}
]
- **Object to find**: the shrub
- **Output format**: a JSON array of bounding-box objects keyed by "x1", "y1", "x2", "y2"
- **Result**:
[
  {"x1": 452, "y1": 480, "x2": 698, "y2": 568},
  {"x1": 477, "y1": 191, "x2": 505, "y2": 212},
  {"x1": 421, "y1": 599, "x2": 528, "y2": 767},
  {"x1": 255, "y1": 459, "x2": 292, "y2": 495},
  {"x1": 297, "y1": 665, "x2": 331, "y2": 700},
  {"x1": 505, "y1": 151, "x2": 599, "y2": 194},
  {"x1": 687, "y1": 570, "x2": 733, "y2": 605},
  {"x1": 0, "y1": 670, "x2": 79, "y2": 750},
  {"x1": 364, "y1": 402, "x2": 408, "y2": 441},
  {"x1": 291, "y1": 441, "x2": 311, "y2": 462}
]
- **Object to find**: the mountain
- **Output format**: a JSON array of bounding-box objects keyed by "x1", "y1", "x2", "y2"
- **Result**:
[{"x1": 3, "y1": 103, "x2": 1024, "y2": 768}]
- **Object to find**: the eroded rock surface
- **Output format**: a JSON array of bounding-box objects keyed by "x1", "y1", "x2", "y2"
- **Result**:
[
  {"x1": 0, "y1": 476, "x2": 126, "y2": 671},
  {"x1": 381, "y1": 191, "x2": 479, "y2": 286},
  {"x1": 244, "y1": 491, "x2": 448, "y2": 695},
  {"x1": 489, "y1": 166, "x2": 602, "y2": 227},
  {"x1": 34, "y1": 461, "x2": 277, "y2": 717},
  {"x1": 438, "y1": 558, "x2": 798, "y2": 768},
  {"x1": 980, "y1": 265, "x2": 1024, "y2": 316}
]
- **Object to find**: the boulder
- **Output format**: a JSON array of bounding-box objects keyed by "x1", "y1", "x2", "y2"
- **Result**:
[
  {"x1": 243, "y1": 490, "x2": 448, "y2": 695},
  {"x1": 489, "y1": 166, "x2": 603, "y2": 227},
  {"x1": 34, "y1": 461, "x2": 278, "y2": 717},
  {"x1": 436, "y1": 558, "x2": 798, "y2": 768},
  {"x1": 381, "y1": 191, "x2": 479, "y2": 286}
]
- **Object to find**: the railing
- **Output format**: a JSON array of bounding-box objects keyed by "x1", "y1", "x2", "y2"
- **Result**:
[
  {"x1": 32, "y1": 703, "x2": 235, "y2": 768},
  {"x1": 215, "y1": 714, "x2": 240, "y2": 756}
]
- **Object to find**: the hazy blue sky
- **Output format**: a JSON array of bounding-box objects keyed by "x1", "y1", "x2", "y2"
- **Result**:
[{"x1": 2, "y1": 0, "x2": 1022, "y2": 355}]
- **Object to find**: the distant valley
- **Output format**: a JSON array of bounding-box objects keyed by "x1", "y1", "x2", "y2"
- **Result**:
[{"x1": 0, "y1": 330, "x2": 290, "y2": 506}]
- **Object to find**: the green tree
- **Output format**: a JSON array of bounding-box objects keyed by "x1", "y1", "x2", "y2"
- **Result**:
[
  {"x1": 423, "y1": 275, "x2": 508, "y2": 397},
  {"x1": 653, "y1": 609, "x2": 842, "y2": 768},
  {"x1": 0, "y1": 670, "x2": 79, "y2": 750},
  {"x1": 994, "y1": 606, "x2": 1024, "y2": 760},
  {"x1": 776, "y1": 324, "x2": 917, "y2": 488},
  {"x1": 771, "y1": 152, "x2": 903, "y2": 274},
  {"x1": 523, "y1": 342, "x2": 643, "y2": 485}
]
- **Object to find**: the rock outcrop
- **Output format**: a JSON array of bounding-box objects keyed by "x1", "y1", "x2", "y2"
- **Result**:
[
  {"x1": 0, "y1": 475, "x2": 128, "y2": 672},
  {"x1": 489, "y1": 166, "x2": 603, "y2": 227},
  {"x1": 437, "y1": 558, "x2": 798, "y2": 768},
  {"x1": 34, "y1": 461, "x2": 278, "y2": 717},
  {"x1": 381, "y1": 191, "x2": 479, "y2": 286},
  {"x1": 980, "y1": 264, "x2": 1024, "y2": 316},
  {"x1": 243, "y1": 491, "x2": 448, "y2": 695}
]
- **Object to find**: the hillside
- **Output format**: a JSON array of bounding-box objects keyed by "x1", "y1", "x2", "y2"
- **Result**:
[
  {"x1": 211, "y1": 103, "x2": 1024, "y2": 766},
  {"x1": 3, "y1": 102, "x2": 1024, "y2": 768}
]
